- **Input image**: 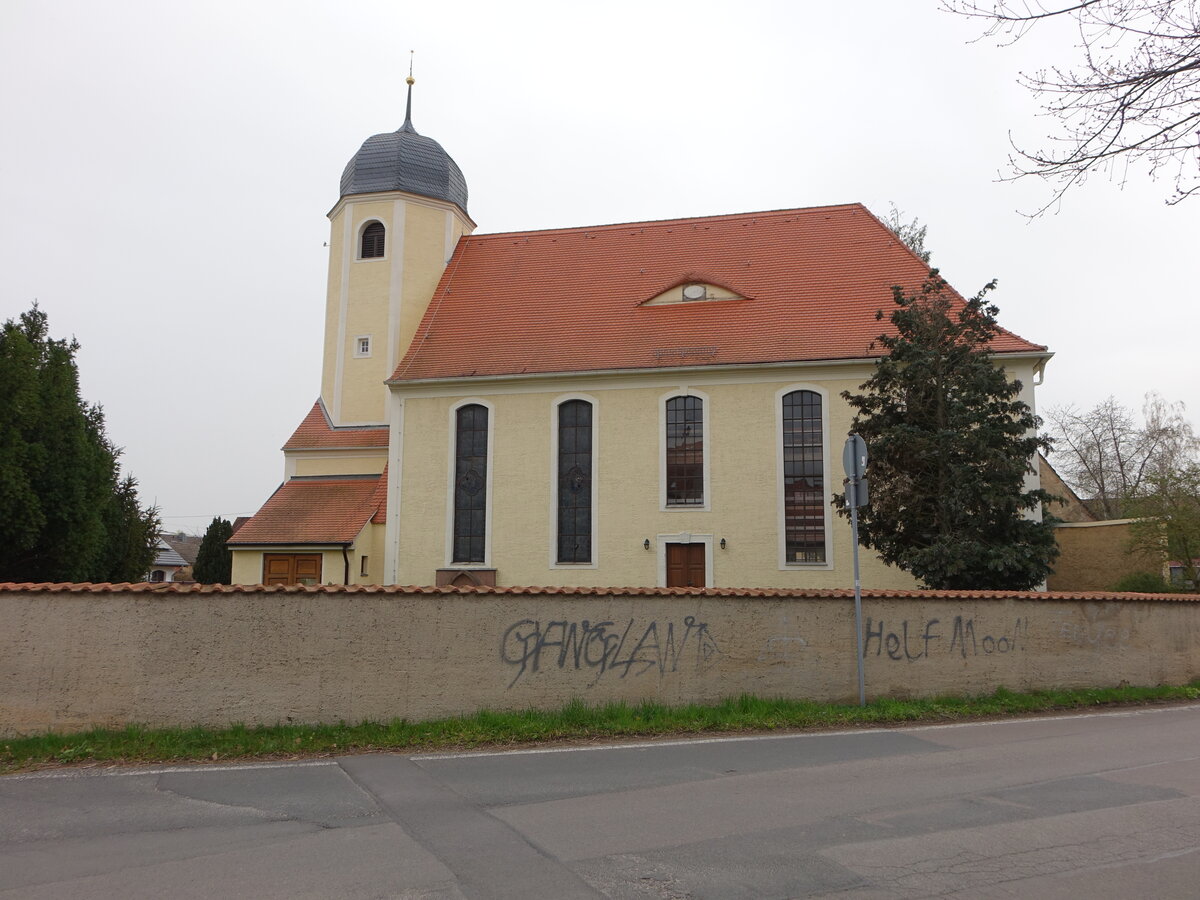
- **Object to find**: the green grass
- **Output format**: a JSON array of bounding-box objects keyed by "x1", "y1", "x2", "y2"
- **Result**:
[{"x1": 5, "y1": 682, "x2": 1199, "y2": 775}]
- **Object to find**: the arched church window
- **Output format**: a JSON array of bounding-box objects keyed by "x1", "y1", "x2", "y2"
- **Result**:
[
  {"x1": 782, "y1": 390, "x2": 825, "y2": 563},
  {"x1": 360, "y1": 221, "x2": 385, "y2": 259},
  {"x1": 453, "y1": 404, "x2": 488, "y2": 564},
  {"x1": 557, "y1": 399, "x2": 593, "y2": 563}
]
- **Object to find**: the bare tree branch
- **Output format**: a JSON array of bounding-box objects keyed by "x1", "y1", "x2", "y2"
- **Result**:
[{"x1": 943, "y1": 1, "x2": 1200, "y2": 214}]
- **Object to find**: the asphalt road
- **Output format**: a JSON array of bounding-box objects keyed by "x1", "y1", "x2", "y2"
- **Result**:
[{"x1": 3, "y1": 704, "x2": 1199, "y2": 898}]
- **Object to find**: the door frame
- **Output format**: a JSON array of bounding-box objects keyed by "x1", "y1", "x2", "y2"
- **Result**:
[{"x1": 655, "y1": 532, "x2": 714, "y2": 588}]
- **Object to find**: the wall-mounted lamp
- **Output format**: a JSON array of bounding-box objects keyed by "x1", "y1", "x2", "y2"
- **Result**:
[
  {"x1": 720, "y1": 538, "x2": 727, "y2": 550},
  {"x1": 643, "y1": 538, "x2": 651, "y2": 550}
]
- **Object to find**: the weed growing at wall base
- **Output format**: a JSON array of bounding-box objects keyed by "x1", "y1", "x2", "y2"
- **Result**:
[{"x1": 3, "y1": 682, "x2": 1199, "y2": 774}]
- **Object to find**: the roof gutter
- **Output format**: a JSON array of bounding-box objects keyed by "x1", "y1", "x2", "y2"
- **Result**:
[{"x1": 387, "y1": 350, "x2": 1056, "y2": 391}]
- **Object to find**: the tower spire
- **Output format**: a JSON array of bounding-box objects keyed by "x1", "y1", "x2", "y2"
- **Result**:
[{"x1": 401, "y1": 51, "x2": 416, "y2": 133}]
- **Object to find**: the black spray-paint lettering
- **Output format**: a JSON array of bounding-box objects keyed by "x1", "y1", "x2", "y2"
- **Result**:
[
  {"x1": 864, "y1": 616, "x2": 1025, "y2": 661},
  {"x1": 500, "y1": 616, "x2": 721, "y2": 687}
]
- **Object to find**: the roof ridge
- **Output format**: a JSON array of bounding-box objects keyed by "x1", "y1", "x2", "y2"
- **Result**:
[{"x1": 467, "y1": 203, "x2": 870, "y2": 241}]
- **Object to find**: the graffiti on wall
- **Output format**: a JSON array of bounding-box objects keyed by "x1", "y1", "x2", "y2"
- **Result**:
[
  {"x1": 500, "y1": 616, "x2": 721, "y2": 688},
  {"x1": 863, "y1": 616, "x2": 1028, "y2": 662},
  {"x1": 1057, "y1": 620, "x2": 1131, "y2": 651}
]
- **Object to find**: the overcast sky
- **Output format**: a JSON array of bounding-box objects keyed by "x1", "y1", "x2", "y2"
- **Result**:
[{"x1": 2, "y1": 0, "x2": 1197, "y2": 534}]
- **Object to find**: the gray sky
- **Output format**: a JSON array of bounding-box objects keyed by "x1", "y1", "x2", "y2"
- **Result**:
[{"x1": 3, "y1": 0, "x2": 1197, "y2": 533}]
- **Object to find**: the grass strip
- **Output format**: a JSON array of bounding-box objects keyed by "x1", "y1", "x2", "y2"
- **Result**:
[{"x1": 4, "y1": 681, "x2": 1199, "y2": 775}]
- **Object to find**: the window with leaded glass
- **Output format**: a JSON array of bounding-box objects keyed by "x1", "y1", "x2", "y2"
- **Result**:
[
  {"x1": 556, "y1": 399, "x2": 592, "y2": 563},
  {"x1": 453, "y1": 404, "x2": 488, "y2": 563},
  {"x1": 666, "y1": 395, "x2": 703, "y2": 506},
  {"x1": 360, "y1": 221, "x2": 385, "y2": 258},
  {"x1": 782, "y1": 390, "x2": 825, "y2": 563}
]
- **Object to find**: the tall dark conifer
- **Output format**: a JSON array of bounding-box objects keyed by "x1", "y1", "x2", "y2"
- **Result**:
[
  {"x1": 0, "y1": 305, "x2": 158, "y2": 583},
  {"x1": 838, "y1": 272, "x2": 1059, "y2": 590},
  {"x1": 193, "y1": 516, "x2": 234, "y2": 584}
]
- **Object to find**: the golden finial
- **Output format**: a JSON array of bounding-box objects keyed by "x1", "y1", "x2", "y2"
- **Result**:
[{"x1": 406, "y1": 50, "x2": 414, "y2": 86}]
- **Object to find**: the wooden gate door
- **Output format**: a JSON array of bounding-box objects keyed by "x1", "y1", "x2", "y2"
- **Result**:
[
  {"x1": 665, "y1": 543, "x2": 705, "y2": 588},
  {"x1": 262, "y1": 553, "x2": 323, "y2": 586}
]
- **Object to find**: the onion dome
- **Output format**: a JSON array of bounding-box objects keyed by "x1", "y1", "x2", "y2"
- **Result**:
[{"x1": 339, "y1": 78, "x2": 468, "y2": 213}]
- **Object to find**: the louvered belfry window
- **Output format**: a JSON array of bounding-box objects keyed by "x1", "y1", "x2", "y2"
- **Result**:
[
  {"x1": 665, "y1": 396, "x2": 703, "y2": 505},
  {"x1": 360, "y1": 222, "x2": 385, "y2": 258},
  {"x1": 782, "y1": 390, "x2": 825, "y2": 563},
  {"x1": 453, "y1": 404, "x2": 488, "y2": 564},
  {"x1": 557, "y1": 400, "x2": 593, "y2": 563}
]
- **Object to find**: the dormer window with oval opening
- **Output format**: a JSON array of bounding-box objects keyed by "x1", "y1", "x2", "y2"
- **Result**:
[
  {"x1": 641, "y1": 281, "x2": 745, "y2": 306},
  {"x1": 360, "y1": 222, "x2": 385, "y2": 259}
]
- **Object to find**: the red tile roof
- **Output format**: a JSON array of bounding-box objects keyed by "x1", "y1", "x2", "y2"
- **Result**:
[
  {"x1": 282, "y1": 400, "x2": 389, "y2": 451},
  {"x1": 2, "y1": 584, "x2": 1196, "y2": 602},
  {"x1": 228, "y1": 474, "x2": 386, "y2": 545},
  {"x1": 391, "y1": 204, "x2": 1046, "y2": 383}
]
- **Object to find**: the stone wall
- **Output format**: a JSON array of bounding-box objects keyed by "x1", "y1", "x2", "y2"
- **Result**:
[{"x1": 2, "y1": 584, "x2": 1197, "y2": 737}]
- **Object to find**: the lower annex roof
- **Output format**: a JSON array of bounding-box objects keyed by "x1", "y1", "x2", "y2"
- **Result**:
[{"x1": 228, "y1": 472, "x2": 387, "y2": 546}]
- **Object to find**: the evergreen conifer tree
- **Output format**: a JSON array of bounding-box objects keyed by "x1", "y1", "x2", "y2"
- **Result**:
[
  {"x1": 838, "y1": 272, "x2": 1059, "y2": 590},
  {"x1": 0, "y1": 305, "x2": 158, "y2": 582},
  {"x1": 193, "y1": 516, "x2": 234, "y2": 584}
]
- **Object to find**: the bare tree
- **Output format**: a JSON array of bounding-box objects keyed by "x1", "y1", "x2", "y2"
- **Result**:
[
  {"x1": 943, "y1": 1, "x2": 1200, "y2": 212},
  {"x1": 1045, "y1": 392, "x2": 1198, "y2": 517}
]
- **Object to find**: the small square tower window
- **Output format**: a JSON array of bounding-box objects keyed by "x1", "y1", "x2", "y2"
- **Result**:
[{"x1": 354, "y1": 336, "x2": 372, "y2": 358}]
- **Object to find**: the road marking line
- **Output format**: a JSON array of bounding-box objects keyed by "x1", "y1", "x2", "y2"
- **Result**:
[
  {"x1": 410, "y1": 703, "x2": 1200, "y2": 761},
  {"x1": 6, "y1": 759, "x2": 339, "y2": 781}
]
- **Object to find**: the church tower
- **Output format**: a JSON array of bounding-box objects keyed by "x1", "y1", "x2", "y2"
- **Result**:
[
  {"x1": 322, "y1": 76, "x2": 475, "y2": 425},
  {"x1": 228, "y1": 77, "x2": 474, "y2": 587}
]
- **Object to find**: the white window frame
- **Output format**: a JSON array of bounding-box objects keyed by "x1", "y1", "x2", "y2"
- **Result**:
[
  {"x1": 549, "y1": 393, "x2": 599, "y2": 569},
  {"x1": 659, "y1": 388, "x2": 711, "y2": 512},
  {"x1": 655, "y1": 532, "x2": 715, "y2": 588},
  {"x1": 444, "y1": 398, "x2": 495, "y2": 569},
  {"x1": 353, "y1": 335, "x2": 372, "y2": 358},
  {"x1": 775, "y1": 383, "x2": 834, "y2": 570}
]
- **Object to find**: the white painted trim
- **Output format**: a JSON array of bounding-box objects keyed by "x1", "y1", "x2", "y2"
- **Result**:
[
  {"x1": 548, "y1": 394, "x2": 599, "y2": 570},
  {"x1": 354, "y1": 217, "x2": 389, "y2": 262},
  {"x1": 352, "y1": 334, "x2": 372, "y2": 358},
  {"x1": 283, "y1": 448, "x2": 388, "y2": 462},
  {"x1": 386, "y1": 352, "x2": 1054, "y2": 394},
  {"x1": 386, "y1": 200, "x2": 406, "y2": 378},
  {"x1": 384, "y1": 393, "x2": 405, "y2": 584},
  {"x1": 775, "y1": 383, "x2": 834, "y2": 571},
  {"x1": 327, "y1": 188, "x2": 476, "y2": 230},
  {"x1": 659, "y1": 387, "x2": 711, "y2": 512},
  {"x1": 655, "y1": 532, "x2": 715, "y2": 588},
  {"x1": 1053, "y1": 518, "x2": 1141, "y2": 528},
  {"x1": 332, "y1": 212, "x2": 352, "y2": 424},
  {"x1": 443, "y1": 398, "x2": 495, "y2": 569}
]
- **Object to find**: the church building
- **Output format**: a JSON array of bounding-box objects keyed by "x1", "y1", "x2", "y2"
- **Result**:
[{"x1": 228, "y1": 82, "x2": 1050, "y2": 589}]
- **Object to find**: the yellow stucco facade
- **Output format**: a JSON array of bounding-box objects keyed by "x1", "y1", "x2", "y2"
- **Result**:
[
  {"x1": 321, "y1": 192, "x2": 474, "y2": 427},
  {"x1": 384, "y1": 359, "x2": 1045, "y2": 589}
]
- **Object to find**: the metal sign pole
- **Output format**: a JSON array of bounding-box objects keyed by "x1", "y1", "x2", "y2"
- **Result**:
[
  {"x1": 849, "y1": 484, "x2": 866, "y2": 707},
  {"x1": 842, "y1": 433, "x2": 868, "y2": 708}
]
